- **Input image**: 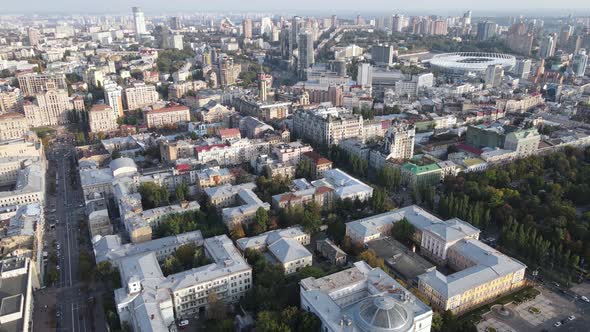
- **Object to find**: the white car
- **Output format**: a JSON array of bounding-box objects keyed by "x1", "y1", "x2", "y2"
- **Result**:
[
  {"x1": 568, "y1": 315, "x2": 575, "y2": 321},
  {"x1": 581, "y1": 296, "x2": 590, "y2": 303},
  {"x1": 554, "y1": 321, "x2": 562, "y2": 327},
  {"x1": 178, "y1": 320, "x2": 189, "y2": 327}
]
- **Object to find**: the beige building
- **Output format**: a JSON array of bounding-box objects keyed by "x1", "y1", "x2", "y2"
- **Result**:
[
  {"x1": 89, "y1": 104, "x2": 118, "y2": 133},
  {"x1": 124, "y1": 82, "x2": 159, "y2": 110},
  {"x1": 0, "y1": 87, "x2": 23, "y2": 114},
  {"x1": 292, "y1": 107, "x2": 363, "y2": 146},
  {"x1": 0, "y1": 113, "x2": 29, "y2": 141},
  {"x1": 103, "y1": 80, "x2": 125, "y2": 119},
  {"x1": 23, "y1": 89, "x2": 73, "y2": 127},
  {"x1": 197, "y1": 101, "x2": 234, "y2": 123},
  {"x1": 145, "y1": 105, "x2": 190, "y2": 128},
  {"x1": 17, "y1": 72, "x2": 68, "y2": 96},
  {"x1": 218, "y1": 56, "x2": 241, "y2": 87}
]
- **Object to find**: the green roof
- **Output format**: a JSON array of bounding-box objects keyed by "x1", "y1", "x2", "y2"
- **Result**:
[{"x1": 402, "y1": 162, "x2": 441, "y2": 175}]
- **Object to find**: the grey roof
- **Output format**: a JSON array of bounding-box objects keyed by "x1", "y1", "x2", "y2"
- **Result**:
[{"x1": 268, "y1": 238, "x2": 311, "y2": 264}]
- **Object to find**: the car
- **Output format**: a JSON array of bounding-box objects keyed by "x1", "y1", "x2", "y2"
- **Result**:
[
  {"x1": 581, "y1": 296, "x2": 590, "y2": 303},
  {"x1": 552, "y1": 282, "x2": 560, "y2": 287},
  {"x1": 178, "y1": 320, "x2": 189, "y2": 327},
  {"x1": 56, "y1": 265, "x2": 60, "y2": 270},
  {"x1": 568, "y1": 315, "x2": 575, "y2": 321},
  {"x1": 554, "y1": 322, "x2": 562, "y2": 327}
]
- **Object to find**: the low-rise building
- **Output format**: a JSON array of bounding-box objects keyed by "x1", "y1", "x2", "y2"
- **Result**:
[
  {"x1": 145, "y1": 105, "x2": 190, "y2": 128},
  {"x1": 300, "y1": 261, "x2": 433, "y2": 332},
  {"x1": 316, "y1": 239, "x2": 347, "y2": 265},
  {"x1": 204, "y1": 183, "x2": 270, "y2": 228},
  {"x1": 301, "y1": 151, "x2": 333, "y2": 179},
  {"x1": 195, "y1": 167, "x2": 234, "y2": 191},
  {"x1": 237, "y1": 226, "x2": 312, "y2": 274}
]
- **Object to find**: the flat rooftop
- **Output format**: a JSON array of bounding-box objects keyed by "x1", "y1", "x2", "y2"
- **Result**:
[{"x1": 367, "y1": 237, "x2": 436, "y2": 282}]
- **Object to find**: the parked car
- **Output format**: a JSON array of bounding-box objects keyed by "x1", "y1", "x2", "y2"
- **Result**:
[
  {"x1": 178, "y1": 320, "x2": 189, "y2": 329},
  {"x1": 554, "y1": 321, "x2": 562, "y2": 327},
  {"x1": 568, "y1": 315, "x2": 575, "y2": 321},
  {"x1": 581, "y1": 296, "x2": 590, "y2": 303}
]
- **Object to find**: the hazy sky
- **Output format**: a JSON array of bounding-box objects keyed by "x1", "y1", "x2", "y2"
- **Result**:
[{"x1": 2, "y1": 0, "x2": 589, "y2": 14}]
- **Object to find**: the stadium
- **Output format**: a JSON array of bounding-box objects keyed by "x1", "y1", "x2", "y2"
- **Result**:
[{"x1": 429, "y1": 52, "x2": 516, "y2": 75}]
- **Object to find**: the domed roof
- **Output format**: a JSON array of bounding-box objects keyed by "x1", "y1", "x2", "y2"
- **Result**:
[{"x1": 356, "y1": 296, "x2": 414, "y2": 332}]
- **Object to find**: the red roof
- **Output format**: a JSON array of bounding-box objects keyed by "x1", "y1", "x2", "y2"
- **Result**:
[
  {"x1": 0, "y1": 112, "x2": 25, "y2": 120},
  {"x1": 176, "y1": 164, "x2": 190, "y2": 172},
  {"x1": 456, "y1": 143, "x2": 483, "y2": 155},
  {"x1": 90, "y1": 104, "x2": 112, "y2": 112},
  {"x1": 315, "y1": 186, "x2": 334, "y2": 194},
  {"x1": 381, "y1": 121, "x2": 391, "y2": 130},
  {"x1": 217, "y1": 128, "x2": 241, "y2": 138},
  {"x1": 194, "y1": 144, "x2": 228, "y2": 153},
  {"x1": 303, "y1": 151, "x2": 332, "y2": 165},
  {"x1": 148, "y1": 105, "x2": 189, "y2": 114}
]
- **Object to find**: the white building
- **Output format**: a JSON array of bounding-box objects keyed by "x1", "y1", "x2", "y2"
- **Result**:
[
  {"x1": 300, "y1": 261, "x2": 433, "y2": 332},
  {"x1": 0, "y1": 113, "x2": 29, "y2": 141},
  {"x1": 145, "y1": 105, "x2": 190, "y2": 128},
  {"x1": 0, "y1": 257, "x2": 36, "y2": 332},
  {"x1": 124, "y1": 82, "x2": 159, "y2": 111},
  {"x1": 311, "y1": 168, "x2": 373, "y2": 202},
  {"x1": 89, "y1": 105, "x2": 118, "y2": 133},
  {"x1": 237, "y1": 226, "x2": 312, "y2": 274},
  {"x1": 204, "y1": 183, "x2": 270, "y2": 228},
  {"x1": 383, "y1": 122, "x2": 415, "y2": 160},
  {"x1": 292, "y1": 107, "x2": 363, "y2": 146},
  {"x1": 103, "y1": 80, "x2": 124, "y2": 119}
]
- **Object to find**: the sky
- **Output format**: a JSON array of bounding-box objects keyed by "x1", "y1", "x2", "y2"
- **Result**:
[{"x1": 2, "y1": 0, "x2": 589, "y2": 15}]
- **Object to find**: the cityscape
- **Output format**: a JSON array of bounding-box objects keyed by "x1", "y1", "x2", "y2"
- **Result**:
[{"x1": 2, "y1": 3, "x2": 590, "y2": 332}]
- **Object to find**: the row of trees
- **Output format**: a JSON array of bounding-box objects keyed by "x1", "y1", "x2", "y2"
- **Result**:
[
  {"x1": 154, "y1": 209, "x2": 225, "y2": 238},
  {"x1": 438, "y1": 193, "x2": 492, "y2": 229}
]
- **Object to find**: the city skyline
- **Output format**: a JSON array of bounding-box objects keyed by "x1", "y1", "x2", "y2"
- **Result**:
[{"x1": 1, "y1": 0, "x2": 590, "y2": 15}]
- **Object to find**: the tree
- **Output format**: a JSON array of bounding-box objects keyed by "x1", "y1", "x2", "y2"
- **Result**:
[
  {"x1": 230, "y1": 224, "x2": 246, "y2": 240},
  {"x1": 301, "y1": 203, "x2": 321, "y2": 233},
  {"x1": 254, "y1": 207, "x2": 270, "y2": 234},
  {"x1": 206, "y1": 293, "x2": 228, "y2": 320},
  {"x1": 139, "y1": 182, "x2": 170, "y2": 209},
  {"x1": 391, "y1": 218, "x2": 416, "y2": 245},
  {"x1": 256, "y1": 311, "x2": 290, "y2": 332},
  {"x1": 162, "y1": 256, "x2": 181, "y2": 276},
  {"x1": 359, "y1": 249, "x2": 388, "y2": 272},
  {"x1": 175, "y1": 244, "x2": 197, "y2": 269}
]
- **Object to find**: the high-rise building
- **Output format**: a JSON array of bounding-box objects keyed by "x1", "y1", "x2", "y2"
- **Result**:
[
  {"x1": 573, "y1": 49, "x2": 588, "y2": 77},
  {"x1": 392, "y1": 14, "x2": 404, "y2": 33},
  {"x1": 507, "y1": 32, "x2": 534, "y2": 56},
  {"x1": 539, "y1": 34, "x2": 556, "y2": 59},
  {"x1": 170, "y1": 16, "x2": 182, "y2": 30},
  {"x1": 218, "y1": 56, "x2": 241, "y2": 87},
  {"x1": 88, "y1": 105, "x2": 118, "y2": 133},
  {"x1": 290, "y1": 16, "x2": 302, "y2": 54},
  {"x1": 132, "y1": 7, "x2": 147, "y2": 35},
  {"x1": 463, "y1": 10, "x2": 472, "y2": 26},
  {"x1": 485, "y1": 65, "x2": 504, "y2": 88},
  {"x1": 17, "y1": 73, "x2": 68, "y2": 96},
  {"x1": 559, "y1": 25, "x2": 573, "y2": 46},
  {"x1": 371, "y1": 44, "x2": 394, "y2": 66},
  {"x1": 103, "y1": 80, "x2": 124, "y2": 118},
  {"x1": 331, "y1": 15, "x2": 338, "y2": 28},
  {"x1": 243, "y1": 18, "x2": 253, "y2": 39},
  {"x1": 261, "y1": 17, "x2": 273, "y2": 36},
  {"x1": 431, "y1": 19, "x2": 448, "y2": 35},
  {"x1": 0, "y1": 87, "x2": 23, "y2": 114},
  {"x1": 259, "y1": 76, "x2": 268, "y2": 102},
  {"x1": 27, "y1": 28, "x2": 40, "y2": 47},
  {"x1": 356, "y1": 63, "x2": 372, "y2": 88},
  {"x1": 513, "y1": 59, "x2": 532, "y2": 79},
  {"x1": 298, "y1": 31, "x2": 314, "y2": 76},
  {"x1": 476, "y1": 21, "x2": 497, "y2": 41}
]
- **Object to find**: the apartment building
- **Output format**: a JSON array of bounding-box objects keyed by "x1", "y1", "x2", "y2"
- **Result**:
[
  {"x1": 124, "y1": 82, "x2": 159, "y2": 110},
  {"x1": 195, "y1": 138, "x2": 271, "y2": 166},
  {"x1": 0, "y1": 87, "x2": 23, "y2": 114},
  {"x1": 195, "y1": 167, "x2": 234, "y2": 191},
  {"x1": 272, "y1": 178, "x2": 334, "y2": 210},
  {"x1": 17, "y1": 72, "x2": 67, "y2": 96},
  {"x1": 145, "y1": 105, "x2": 190, "y2": 128},
  {"x1": 88, "y1": 104, "x2": 118, "y2": 133},
  {"x1": 0, "y1": 257, "x2": 36, "y2": 332},
  {"x1": 196, "y1": 100, "x2": 234, "y2": 123},
  {"x1": 103, "y1": 80, "x2": 125, "y2": 119},
  {"x1": 301, "y1": 151, "x2": 333, "y2": 179},
  {"x1": 292, "y1": 107, "x2": 363, "y2": 146},
  {"x1": 384, "y1": 122, "x2": 416, "y2": 160},
  {"x1": 0, "y1": 113, "x2": 29, "y2": 141}
]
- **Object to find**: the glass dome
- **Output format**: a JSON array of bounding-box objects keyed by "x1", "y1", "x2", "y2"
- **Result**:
[{"x1": 355, "y1": 295, "x2": 414, "y2": 332}]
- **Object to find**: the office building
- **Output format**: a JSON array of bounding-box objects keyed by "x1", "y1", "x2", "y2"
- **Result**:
[
  {"x1": 170, "y1": 16, "x2": 182, "y2": 30},
  {"x1": 290, "y1": 16, "x2": 302, "y2": 54},
  {"x1": 476, "y1": 21, "x2": 497, "y2": 41},
  {"x1": 23, "y1": 89, "x2": 74, "y2": 127},
  {"x1": 300, "y1": 261, "x2": 433, "y2": 332},
  {"x1": 132, "y1": 7, "x2": 147, "y2": 35},
  {"x1": 17, "y1": 73, "x2": 67, "y2": 96},
  {"x1": 0, "y1": 257, "x2": 36, "y2": 332},
  {"x1": 88, "y1": 105, "x2": 118, "y2": 133},
  {"x1": 371, "y1": 44, "x2": 394, "y2": 66},
  {"x1": 124, "y1": 82, "x2": 159, "y2": 110}
]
